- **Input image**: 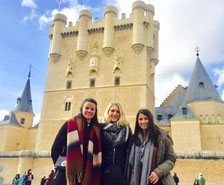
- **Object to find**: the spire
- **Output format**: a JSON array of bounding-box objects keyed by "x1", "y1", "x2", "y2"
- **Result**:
[
  {"x1": 13, "y1": 72, "x2": 34, "y2": 114},
  {"x1": 184, "y1": 56, "x2": 222, "y2": 103},
  {"x1": 28, "y1": 65, "x2": 32, "y2": 78}
]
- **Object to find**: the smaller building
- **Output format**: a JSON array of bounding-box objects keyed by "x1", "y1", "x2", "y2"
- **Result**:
[
  {"x1": 155, "y1": 55, "x2": 224, "y2": 152},
  {"x1": 0, "y1": 72, "x2": 38, "y2": 152}
]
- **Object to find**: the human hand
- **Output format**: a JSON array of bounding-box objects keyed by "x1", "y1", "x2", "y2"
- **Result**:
[
  {"x1": 149, "y1": 171, "x2": 159, "y2": 184},
  {"x1": 77, "y1": 172, "x2": 82, "y2": 183}
]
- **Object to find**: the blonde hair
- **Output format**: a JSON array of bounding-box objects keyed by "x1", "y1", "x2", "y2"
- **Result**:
[{"x1": 103, "y1": 101, "x2": 129, "y2": 127}]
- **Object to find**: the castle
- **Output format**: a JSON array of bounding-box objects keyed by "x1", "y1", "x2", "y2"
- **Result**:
[{"x1": 0, "y1": 1, "x2": 224, "y2": 185}]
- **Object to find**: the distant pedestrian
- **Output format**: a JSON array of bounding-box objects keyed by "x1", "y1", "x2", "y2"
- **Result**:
[
  {"x1": 193, "y1": 179, "x2": 199, "y2": 185},
  {"x1": 25, "y1": 169, "x2": 34, "y2": 185},
  {"x1": 18, "y1": 172, "x2": 26, "y2": 185},
  {"x1": 12, "y1": 174, "x2": 20, "y2": 185},
  {"x1": 173, "y1": 172, "x2": 179, "y2": 185},
  {"x1": 45, "y1": 170, "x2": 54, "y2": 185},
  {"x1": 40, "y1": 176, "x2": 46, "y2": 185},
  {"x1": 197, "y1": 173, "x2": 205, "y2": 185}
]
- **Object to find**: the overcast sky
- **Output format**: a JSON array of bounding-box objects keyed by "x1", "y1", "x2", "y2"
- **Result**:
[{"x1": 0, "y1": 0, "x2": 224, "y2": 124}]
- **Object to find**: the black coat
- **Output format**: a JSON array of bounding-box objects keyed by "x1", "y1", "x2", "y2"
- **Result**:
[
  {"x1": 101, "y1": 126, "x2": 132, "y2": 185},
  {"x1": 51, "y1": 122, "x2": 67, "y2": 185}
]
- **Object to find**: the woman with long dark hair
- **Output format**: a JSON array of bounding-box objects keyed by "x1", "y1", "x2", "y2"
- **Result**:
[
  {"x1": 51, "y1": 98, "x2": 102, "y2": 185},
  {"x1": 129, "y1": 109, "x2": 176, "y2": 185}
]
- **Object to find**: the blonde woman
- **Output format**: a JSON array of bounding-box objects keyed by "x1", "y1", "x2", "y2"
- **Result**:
[{"x1": 100, "y1": 101, "x2": 132, "y2": 185}]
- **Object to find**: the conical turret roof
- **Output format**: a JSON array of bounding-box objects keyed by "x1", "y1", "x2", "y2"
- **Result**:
[
  {"x1": 13, "y1": 77, "x2": 34, "y2": 114},
  {"x1": 184, "y1": 57, "x2": 222, "y2": 103}
]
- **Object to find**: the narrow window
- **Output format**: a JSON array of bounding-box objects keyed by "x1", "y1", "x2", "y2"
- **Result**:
[
  {"x1": 182, "y1": 108, "x2": 187, "y2": 115},
  {"x1": 20, "y1": 118, "x2": 25, "y2": 124},
  {"x1": 68, "y1": 102, "x2": 71, "y2": 111},
  {"x1": 17, "y1": 98, "x2": 21, "y2": 104},
  {"x1": 66, "y1": 80, "x2": 72, "y2": 89},
  {"x1": 28, "y1": 100, "x2": 32, "y2": 105},
  {"x1": 90, "y1": 78, "x2": 95, "y2": 87},
  {"x1": 199, "y1": 82, "x2": 204, "y2": 88},
  {"x1": 157, "y1": 115, "x2": 163, "y2": 121},
  {"x1": 114, "y1": 77, "x2": 120, "y2": 86},
  {"x1": 168, "y1": 114, "x2": 173, "y2": 119},
  {"x1": 65, "y1": 102, "x2": 71, "y2": 111}
]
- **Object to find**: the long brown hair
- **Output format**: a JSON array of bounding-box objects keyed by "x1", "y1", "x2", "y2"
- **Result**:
[
  {"x1": 80, "y1": 98, "x2": 98, "y2": 124},
  {"x1": 133, "y1": 109, "x2": 160, "y2": 147}
]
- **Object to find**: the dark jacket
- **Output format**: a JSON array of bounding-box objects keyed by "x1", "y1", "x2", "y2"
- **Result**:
[
  {"x1": 100, "y1": 125, "x2": 132, "y2": 185},
  {"x1": 51, "y1": 122, "x2": 67, "y2": 185},
  {"x1": 127, "y1": 129, "x2": 176, "y2": 185}
]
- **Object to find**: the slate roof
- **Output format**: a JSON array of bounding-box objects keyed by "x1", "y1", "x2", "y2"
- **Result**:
[
  {"x1": 156, "y1": 92, "x2": 185, "y2": 125},
  {"x1": 0, "y1": 112, "x2": 23, "y2": 127},
  {"x1": 32, "y1": 123, "x2": 39, "y2": 128},
  {"x1": 156, "y1": 56, "x2": 223, "y2": 123},
  {"x1": 170, "y1": 102, "x2": 198, "y2": 120},
  {"x1": 13, "y1": 78, "x2": 34, "y2": 114},
  {"x1": 184, "y1": 57, "x2": 222, "y2": 103},
  {"x1": 156, "y1": 106, "x2": 178, "y2": 125}
]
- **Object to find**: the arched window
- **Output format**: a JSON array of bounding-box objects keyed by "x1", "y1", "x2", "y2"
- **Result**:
[
  {"x1": 65, "y1": 102, "x2": 71, "y2": 111},
  {"x1": 64, "y1": 96, "x2": 73, "y2": 111}
]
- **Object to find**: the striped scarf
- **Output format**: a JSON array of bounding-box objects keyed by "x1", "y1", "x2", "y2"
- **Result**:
[{"x1": 66, "y1": 114, "x2": 102, "y2": 185}]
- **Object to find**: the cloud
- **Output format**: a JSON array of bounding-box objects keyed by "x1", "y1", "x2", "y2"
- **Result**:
[
  {"x1": 21, "y1": 0, "x2": 37, "y2": 9},
  {"x1": 33, "y1": 113, "x2": 40, "y2": 125},
  {"x1": 23, "y1": 9, "x2": 38, "y2": 22},
  {"x1": 0, "y1": 110, "x2": 9, "y2": 121},
  {"x1": 222, "y1": 90, "x2": 224, "y2": 101},
  {"x1": 155, "y1": 74, "x2": 188, "y2": 106},
  {"x1": 213, "y1": 67, "x2": 224, "y2": 88},
  {"x1": 38, "y1": 1, "x2": 92, "y2": 29}
]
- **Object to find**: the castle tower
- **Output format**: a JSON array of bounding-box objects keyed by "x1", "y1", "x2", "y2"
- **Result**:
[
  {"x1": 103, "y1": 6, "x2": 117, "y2": 56},
  {"x1": 171, "y1": 55, "x2": 224, "y2": 151},
  {"x1": 0, "y1": 71, "x2": 35, "y2": 151},
  {"x1": 49, "y1": 14, "x2": 67, "y2": 63},
  {"x1": 35, "y1": 0, "x2": 160, "y2": 151},
  {"x1": 13, "y1": 72, "x2": 35, "y2": 129}
]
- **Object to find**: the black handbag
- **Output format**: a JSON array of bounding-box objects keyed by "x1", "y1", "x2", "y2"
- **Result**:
[
  {"x1": 101, "y1": 148, "x2": 127, "y2": 185},
  {"x1": 55, "y1": 156, "x2": 66, "y2": 171}
]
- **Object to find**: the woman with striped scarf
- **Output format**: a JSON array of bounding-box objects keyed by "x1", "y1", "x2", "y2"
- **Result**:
[{"x1": 51, "y1": 98, "x2": 102, "y2": 185}]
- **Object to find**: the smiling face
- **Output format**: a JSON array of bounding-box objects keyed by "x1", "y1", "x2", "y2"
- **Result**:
[
  {"x1": 108, "y1": 104, "x2": 121, "y2": 122},
  {"x1": 138, "y1": 113, "x2": 149, "y2": 132},
  {"x1": 82, "y1": 102, "x2": 96, "y2": 123}
]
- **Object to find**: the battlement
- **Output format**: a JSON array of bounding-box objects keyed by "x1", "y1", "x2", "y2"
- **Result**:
[
  {"x1": 49, "y1": 0, "x2": 159, "y2": 61},
  {"x1": 132, "y1": 0, "x2": 145, "y2": 11},
  {"x1": 53, "y1": 13, "x2": 67, "y2": 24},
  {"x1": 79, "y1": 9, "x2": 92, "y2": 20},
  {"x1": 104, "y1": 5, "x2": 117, "y2": 16}
]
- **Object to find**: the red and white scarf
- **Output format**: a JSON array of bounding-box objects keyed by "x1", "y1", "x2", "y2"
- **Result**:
[{"x1": 66, "y1": 114, "x2": 101, "y2": 185}]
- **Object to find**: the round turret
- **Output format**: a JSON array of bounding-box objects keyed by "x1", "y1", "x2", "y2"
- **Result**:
[
  {"x1": 132, "y1": 1, "x2": 145, "y2": 11},
  {"x1": 153, "y1": 20, "x2": 160, "y2": 30},
  {"x1": 104, "y1": 6, "x2": 117, "y2": 16},
  {"x1": 49, "y1": 13, "x2": 67, "y2": 63},
  {"x1": 145, "y1": 4, "x2": 155, "y2": 55},
  {"x1": 103, "y1": 6, "x2": 118, "y2": 57},
  {"x1": 53, "y1": 13, "x2": 67, "y2": 24},
  {"x1": 151, "y1": 20, "x2": 160, "y2": 65},
  {"x1": 76, "y1": 9, "x2": 92, "y2": 60},
  {"x1": 131, "y1": 1, "x2": 145, "y2": 54},
  {"x1": 145, "y1": 4, "x2": 154, "y2": 16},
  {"x1": 79, "y1": 9, "x2": 92, "y2": 20}
]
